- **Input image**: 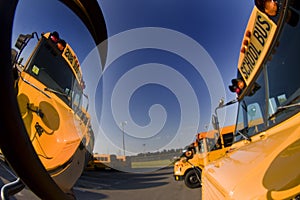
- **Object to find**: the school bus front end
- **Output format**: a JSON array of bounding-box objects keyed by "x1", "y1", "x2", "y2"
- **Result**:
[
  {"x1": 173, "y1": 154, "x2": 203, "y2": 181},
  {"x1": 12, "y1": 31, "x2": 93, "y2": 193},
  {"x1": 203, "y1": 117, "x2": 300, "y2": 199},
  {"x1": 173, "y1": 150, "x2": 206, "y2": 187},
  {"x1": 174, "y1": 126, "x2": 234, "y2": 189},
  {"x1": 202, "y1": 1, "x2": 300, "y2": 199}
]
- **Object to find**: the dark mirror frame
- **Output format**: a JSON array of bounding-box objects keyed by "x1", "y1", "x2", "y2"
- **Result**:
[{"x1": 0, "y1": 1, "x2": 107, "y2": 199}]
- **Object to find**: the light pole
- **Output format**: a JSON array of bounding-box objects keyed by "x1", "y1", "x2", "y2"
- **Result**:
[
  {"x1": 143, "y1": 143, "x2": 146, "y2": 154},
  {"x1": 120, "y1": 121, "x2": 127, "y2": 156}
]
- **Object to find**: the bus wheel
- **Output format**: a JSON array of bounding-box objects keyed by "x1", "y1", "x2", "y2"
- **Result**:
[{"x1": 184, "y1": 169, "x2": 201, "y2": 189}]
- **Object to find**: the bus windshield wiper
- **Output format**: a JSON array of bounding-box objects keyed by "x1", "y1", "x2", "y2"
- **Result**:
[
  {"x1": 20, "y1": 75, "x2": 50, "y2": 98},
  {"x1": 268, "y1": 102, "x2": 300, "y2": 120},
  {"x1": 44, "y1": 87, "x2": 68, "y2": 97}
]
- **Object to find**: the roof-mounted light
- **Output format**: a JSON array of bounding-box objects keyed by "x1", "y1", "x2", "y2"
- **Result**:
[
  {"x1": 241, "y1": 30, "x2": 252, "y2": 54},
  {"x1": 49, "y1": 31, "x2": 60, "y2": 43},
  {"x1": 255, "y1": 0, "x2": 278, "y2": 17},
  {"x1": 229, "y1": 78, "x2": 245, "y2": 95}
]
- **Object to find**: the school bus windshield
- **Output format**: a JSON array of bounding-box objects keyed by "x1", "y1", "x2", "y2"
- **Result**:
[
  {"x1": 24, "y1": 37, "x2": 82, "y2": 107},
  {"x1": 234, "y1": 12, "x2": 300, "y2": 142}
]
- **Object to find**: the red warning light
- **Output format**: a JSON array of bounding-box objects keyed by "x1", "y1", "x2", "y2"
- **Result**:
[
  {"x1": 50, "y1": 31, "x2": 59, "y2": 43},
  {"x1": 229, "y1": 79, "x2": 245, "y2": 95}
]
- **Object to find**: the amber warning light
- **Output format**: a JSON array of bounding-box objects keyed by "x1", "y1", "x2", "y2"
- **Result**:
[
  {"x1": 49, "y1": 31, "x2": 66, "y2": 52},
  {"x1": 241, "y1": 30, "x2": 251, "y2": 54},
  {"x1": 229, "y1": 79, "x2": 245, "y2": 95},
  {"x1": 255, "y1": 0, "x2": 278, "y2": 17}
]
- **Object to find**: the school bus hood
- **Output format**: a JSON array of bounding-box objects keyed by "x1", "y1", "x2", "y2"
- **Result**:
[{"x1": 202, "y1": 119, "x2": 300, "y2": 200}]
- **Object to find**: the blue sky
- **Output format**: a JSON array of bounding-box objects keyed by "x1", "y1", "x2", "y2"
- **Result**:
[{"x1": 12, "y1": 0, "x2": 254, "y2": 156}]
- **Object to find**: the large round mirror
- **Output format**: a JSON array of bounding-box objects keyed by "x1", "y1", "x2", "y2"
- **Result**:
[{"x1": 0, "y1": 0, "x2": 107, "y2": 199}]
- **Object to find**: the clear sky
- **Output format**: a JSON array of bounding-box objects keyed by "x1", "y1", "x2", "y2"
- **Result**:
[{"x1": 12, "y1": 0, "x2": 254, "y2": 156}]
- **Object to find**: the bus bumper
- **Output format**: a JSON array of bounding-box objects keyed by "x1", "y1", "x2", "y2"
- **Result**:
[{"x1": 174, "y1": 175, "x2": 184, "y2": 181}]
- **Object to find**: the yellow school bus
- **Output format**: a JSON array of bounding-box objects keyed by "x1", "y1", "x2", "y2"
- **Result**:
[
  {"x1": 86, "y1": 153, "x2": 130, "y2": 171},
  {"x1": 202, "y1": 1, "x2": 300, "y2": 199},
  {"x1": 11, "y1": 31, "x2": 94, "y2": 193},
  {"x1": 88, "y1": 154, "x2": 112, "y2": 170},
  {"x1": 174, "y1": 125, "x2": 234, "y2": 189}
]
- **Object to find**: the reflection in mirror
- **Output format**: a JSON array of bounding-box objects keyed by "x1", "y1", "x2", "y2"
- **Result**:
[
  {"x1": 184, "y1": 150, "x2": 194, "y2": 160},
  {"x1": 9, "y1": 0, "x2": 99, "y2": 195}
]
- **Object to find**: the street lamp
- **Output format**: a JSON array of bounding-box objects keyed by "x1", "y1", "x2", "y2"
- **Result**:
[
  {"x1": 143, "y1": 143, "x2": 146, "y2": 154},
  {"x1": 120, "y1": 121, "x2": 127, "y2": 156}
]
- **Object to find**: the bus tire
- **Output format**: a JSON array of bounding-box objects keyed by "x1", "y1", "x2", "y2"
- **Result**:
[{"x1": 184, "y1": 169, "x2": 201, "y2": 189}]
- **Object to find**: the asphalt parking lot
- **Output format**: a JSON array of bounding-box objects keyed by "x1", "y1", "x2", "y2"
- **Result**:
[{"x1": 0, "y1": 160, "x2": 201, "y2": 200}]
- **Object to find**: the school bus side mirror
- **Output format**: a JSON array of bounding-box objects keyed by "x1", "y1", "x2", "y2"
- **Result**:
[
  {"x1": 212, "y1": 114, "x2": 218, "y2": 130},
  {"x1": 15, "y1": 34, "x2": 32, "y2": 51},
  {"x1": 184, "y1": 150, "x2": 194, "y2": 160},
  {"x1": 11, "y1": 49, "x2": 18, "y2": 66}
]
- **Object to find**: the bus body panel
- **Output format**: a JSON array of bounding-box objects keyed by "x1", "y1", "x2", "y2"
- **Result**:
[
  {"x1": 202, "y1": 112, "x2": 300, "y2": 199},
  {"x1": 17, "y1": 71, "x2": 85, "y2": 170}
]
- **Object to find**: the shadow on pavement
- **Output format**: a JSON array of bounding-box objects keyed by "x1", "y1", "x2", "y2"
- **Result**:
[{"x1": 75, "y1": 167, "x2": 172, "y2": 190}]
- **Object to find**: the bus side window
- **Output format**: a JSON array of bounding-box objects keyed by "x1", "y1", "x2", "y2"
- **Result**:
[
  {"x1": 247, "y1": 103, "x2": 264, "y2": 135},
  {"x1": 268, "y1": 97, "x2": 278, "y2": 116},
  {"x1": 277, "y1": 94, "x2": 287, "y2": 105},
  {"x1": 268, "y1": 94, "x2": 287, "y2": 124},
  {"x1": 199, "y1": 140, "x2": 205, "y2": 153}
]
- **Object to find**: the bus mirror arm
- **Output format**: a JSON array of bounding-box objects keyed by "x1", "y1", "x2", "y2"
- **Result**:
[
  {"x1": 238, "y1": 129, "x2": 252, "y2": 142},
  {"x1": 224, "y1": 99, "x2": 238, "y2": 106}
]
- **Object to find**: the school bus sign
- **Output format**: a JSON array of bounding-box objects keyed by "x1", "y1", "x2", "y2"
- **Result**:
[
  {"x1": 238, "y1": 7, "x2": 277, "y2": 86},
  {"x1": 63, "y1": 45, "x2": 83, "y2": 83}
]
